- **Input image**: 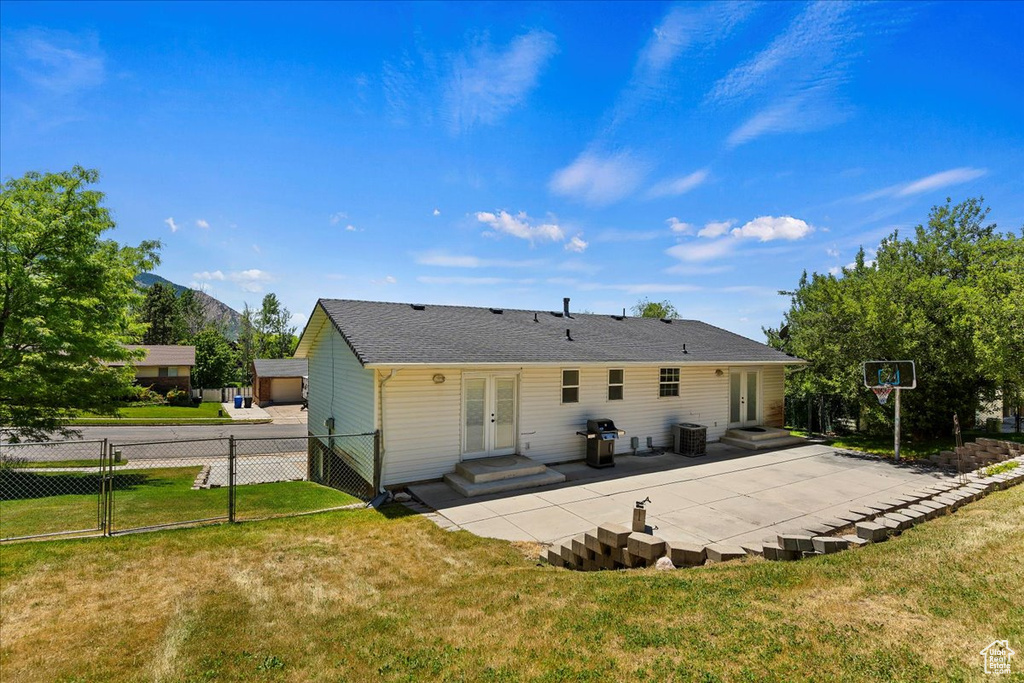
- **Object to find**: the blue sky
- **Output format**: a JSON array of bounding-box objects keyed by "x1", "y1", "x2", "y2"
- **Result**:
[{"x1": 2, "y1": 1, "x2": 1022, "y2": 340}]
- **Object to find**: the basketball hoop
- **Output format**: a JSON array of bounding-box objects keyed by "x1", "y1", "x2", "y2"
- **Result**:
[{"x1": 872, "y1": 385, "x2": 894, "y2": 405}]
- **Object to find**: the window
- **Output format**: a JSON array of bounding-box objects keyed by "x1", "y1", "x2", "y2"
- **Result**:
[
  {"x1": 561, "y1": 369, "x2": 579, "y2": 403},
  {"x1": 608, "y1": 369, "x2": 624, "y2": 401},
  {"x1": 158, "y1": 367, "x2": 179, "y2": 378},
  {"x1": 659, "y1": 368, "x2": 680, "y2": 397}
]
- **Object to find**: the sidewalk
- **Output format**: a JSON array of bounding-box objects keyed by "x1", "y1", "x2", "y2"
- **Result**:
[{"x1": 220, "y1": 401, "x2": 272, "y2": 421}]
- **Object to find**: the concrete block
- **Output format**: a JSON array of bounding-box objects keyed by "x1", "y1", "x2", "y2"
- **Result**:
[
  {"x1": 778, "y1": 533, "x2": 814, "y2": 552},
  {"x1": 666, "y1": 541, "x2": 706, "y2": 567},
  {"x1": 609, "y1": 546, "x2": 624, "y2": 566},
  {"x1": 883, "y1": 512, "x2": 913, "y2": 531},
  {"x1": 841, "y1": 534, "x2": 869, "y2": 548},
  {"x1": 584, "y1": 531, "x2": 604, "y2": 555},
  {"x1": 834, "y1": 511, "x2": 863, "y2": 524},
  {"x1": 621, "y1": 550, "x2": 647, "y2": 568},
  {"x1": 571, "y1": 534, "x2": 591, "y2": 560},
  {"x1": 627, "y1": 532, "x2": 666, "y2": 561},
  {"x1": 597, "y1": 523, "x2": 632, "y2": 549},
  {"x1": 856, "y1": 521, "x2": 888, "y2": 542},
  {"x1": 815, "y1": 517, "x2": 850, "y2": 531},
  {"x1": 739, "y1": 542, "x2": 765, "y2": 558},
  {"x1": 545, "y1": 549, "x2": 565, "y2": 567},
  {"x1": 899, "y1": 508, "x2": 926, "y2": 525},
  {"x1": 762, "y1": 542, "x2": 800, "y2": 561},
  {"x1": 812, "y1": 536, "x2": 850, "y2": 554},
  {"x1": 705, "y1": 543, "x2": 746, "y2": 563},
  {"x1": 907, "y1": 504, "x2": 937, "y2": 520},
  {"x1": 800, "y1": 523, "x2": 832, "y2": 537},
  {"x1": 559, "y1": 543, "x2": 575, "y2": 563},
  {"x1": 631, "y1": 507, "x2": 647, "y2": 533},
  {"x1": 878, "y1": 516, "x2": 902, "y2": 533},
  {"x1": 848, "y1": 507, "x2": 877, "y2": 518}
]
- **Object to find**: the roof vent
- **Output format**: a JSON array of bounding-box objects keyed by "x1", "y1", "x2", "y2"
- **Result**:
[
  {"x1": 661, "y1": 318, "x2": 672, "y2": 323},
  {"x1": 534, "y1": 312, "x2": 539, "y2": 323},
  {"x1": 683, "y1": 343, "x2": 688, "y2": 354},
  {"x1": 490, "y1": 308, "x2": 503, "y2": 314},
  {"x1": 612, "y1": 315, "x2": 624, "y2": 321},
  {"x1": 551, "y1": 311, "x2": 564, "y2": 318},
  {"x1": 565, "y1": 328, "x2": 573, "y2": 342},
  {"x1": 411, "y1": 304, "x2": 426, "y2": 311}
]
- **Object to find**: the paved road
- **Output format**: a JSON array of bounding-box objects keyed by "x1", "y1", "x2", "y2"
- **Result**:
[{"x1": 75, "y1": 422, "x2": 308, "y2": 443}]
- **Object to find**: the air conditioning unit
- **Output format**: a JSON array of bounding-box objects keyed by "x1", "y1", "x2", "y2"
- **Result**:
[{"x1": 673, "y1": 423, "x2": 707, "y2": 457}]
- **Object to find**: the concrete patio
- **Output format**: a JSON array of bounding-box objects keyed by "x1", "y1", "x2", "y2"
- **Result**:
[{"x1": 408, "y1": 442, "x2": 959, "y2": 547}]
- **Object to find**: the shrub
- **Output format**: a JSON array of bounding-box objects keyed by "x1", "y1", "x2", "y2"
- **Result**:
[
  {"x1": 124, "y1": 384, "x2": 163, "y2": 404},
  {"x1": 165, "y1": 389, "x2": 193, "y2": 407}
]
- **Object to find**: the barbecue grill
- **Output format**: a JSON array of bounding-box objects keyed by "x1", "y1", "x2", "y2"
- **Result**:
[{"x1": 576, "y1": 418, "x2": 625, "y2": 468}]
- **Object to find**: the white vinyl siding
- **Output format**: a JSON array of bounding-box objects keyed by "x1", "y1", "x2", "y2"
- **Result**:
[
  {"x1": 306, "y1": 317, "x2": 375, "y2": 438},
  {"x1": 762, "y1": 365, "x2": 786, "y2": 427}
]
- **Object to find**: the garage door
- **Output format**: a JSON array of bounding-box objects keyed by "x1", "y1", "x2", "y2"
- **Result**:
[{"x1": 271, "y1": 377, "x2": 304, "y2": 403}]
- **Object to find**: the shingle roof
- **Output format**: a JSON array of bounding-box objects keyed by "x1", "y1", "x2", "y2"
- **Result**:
[
  {"x1": 120, "y1": 345, "x2": 196, "y2": 366},
  {"x1": 308, "y1": 299, "x2": 801, "y2": 367},
  {"x1": 253, "y1": 358, "x2": 308, "y2": 378}
]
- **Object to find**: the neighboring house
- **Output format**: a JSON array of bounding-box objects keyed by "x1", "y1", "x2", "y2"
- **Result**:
[
  {"x1": 111, "y1": 345, "x2": 196, "y2": 393},
  {"x1": 294, "y1": 298, "x2": 804, "y2": 489},
  {"x1": 252, "y1": 358, "x2": 308, "y2": 405}
]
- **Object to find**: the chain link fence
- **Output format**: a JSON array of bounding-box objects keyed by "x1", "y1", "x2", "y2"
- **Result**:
[
  {"x1": 0, "y1": 440, "x2": 108, "y2": 541},
  {"x1": 1, "y1": 432, "x2": 379, "y2": 542}
]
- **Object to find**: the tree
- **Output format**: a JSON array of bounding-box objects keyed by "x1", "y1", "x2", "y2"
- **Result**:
[
  {"x1": 632, "y1": 298, "x2": 679, "y2": 319},
  {"x1": 256, "y1": 293, "x2": 296, "y2": 359},
  {"x1": 238, "y1": 303, "x2": 256, "y2": 385},
  {"x1": 140, "y1": 282, "x2": 180, "y2": 344},
  {"x1": 0, "y1": 167, "x2": 159, "y2": 440},
  {"x1": 177, "y1": 288, "x2": 206, "y2": 340},
  {"x1": 766, "y1": 197, "x2": 1023, "y2": 438},
  {"x1": 191, "y1": 326, "x2": 237, "y2": 389}
]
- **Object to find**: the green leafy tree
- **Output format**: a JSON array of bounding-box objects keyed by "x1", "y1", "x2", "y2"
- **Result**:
[
  {"x1": 766, "y1": 197, "x2": 1023, "y2": 438},
  {"x1": 140, "y1": 282, "x2": 180, "y2": 344},
  {"x1": 191, "y1": 326, "x2": 237, "y2": 389},
  {"x1": 632, "y1": 298, "x2": 679, "y2": 319},
  {"x1": 0, "y1": 167, "x2": 159, "y2": 440},
  {"x1": 177, "y1": 288, "x2": 206, "y2": 340},
  {"x1": 238, "y1": 303, "x2": 256, "y2": 385},
  {"x1": 256, "y1": 293, "x2": 296, "y2": 359}
]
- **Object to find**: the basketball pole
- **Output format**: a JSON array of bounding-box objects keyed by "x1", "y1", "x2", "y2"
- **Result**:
[{"x1": 894, "y1": 387, "x2": 901, "y2": 461}]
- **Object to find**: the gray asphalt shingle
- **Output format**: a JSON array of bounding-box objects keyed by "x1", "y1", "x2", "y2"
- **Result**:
[
  {"x1": 315, "y1": 299, "x2": 800, "y2": 367},
  {"x1": 253, "y1": 358, "x2": 308, "y2": 378}
]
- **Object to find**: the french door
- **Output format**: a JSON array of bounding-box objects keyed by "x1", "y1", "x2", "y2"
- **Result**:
[
  {"x1": 463, "y1": 374, "x2": 518, "y2": 459},
  {"x1": 729, "y1": 369, "x2": 761, "y2": 428}
]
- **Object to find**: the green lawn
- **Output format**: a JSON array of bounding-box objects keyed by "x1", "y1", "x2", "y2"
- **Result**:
[
  {"x1": 14, "y1": 459, "x2": 129, "y2": 469},
  {"x1": 789, "y1": 428, "x2": 1024, "y2": 460},
  {"x1": 2, "y1": 485, "x2": 1023, "y2": 681},
  {"x1": 0, "y1": 466, "x2": 359, "y2": 540},
  {"x1": 69, "y1": 402, "x2": 270, "y2": 425}
]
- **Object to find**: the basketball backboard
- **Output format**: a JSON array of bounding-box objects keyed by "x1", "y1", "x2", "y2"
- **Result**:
[{"x1": 863, "y1": 360, "x2": 916, "y2": 389}]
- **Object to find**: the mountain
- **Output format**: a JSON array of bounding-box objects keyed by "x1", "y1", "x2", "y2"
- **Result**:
[{"x1": 135, "y1": 273, "x2": 242, "y2": 340}]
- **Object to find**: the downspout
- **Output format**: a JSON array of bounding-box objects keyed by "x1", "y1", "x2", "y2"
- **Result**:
[{"x1": 377, "y1": 369, "x2": 399, "y2": 493}]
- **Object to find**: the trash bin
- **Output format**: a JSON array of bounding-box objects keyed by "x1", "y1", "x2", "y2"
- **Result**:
[
  {"x1": 244, "y1": 396, "x2": 253, "y2": 409},
  {"x1": 234, "y1": 395, "x2": 243, "y2": 409}
]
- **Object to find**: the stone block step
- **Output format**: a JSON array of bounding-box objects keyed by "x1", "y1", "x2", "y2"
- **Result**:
[{"x1": 443, "y1": 469, "x2": 566, "y2": 497}]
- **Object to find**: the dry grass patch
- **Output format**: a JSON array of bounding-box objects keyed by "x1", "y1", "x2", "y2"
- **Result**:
[{"x1": 2, "y1": 489, "x2": 1023, "y2": 681}]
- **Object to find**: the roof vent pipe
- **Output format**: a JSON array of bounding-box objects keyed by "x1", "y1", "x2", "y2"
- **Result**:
[
  {"x1": 566, "y1": 328, "x2": 573, "y2": 342},
  {"x1": 683, "y1": 343, "x2": 688, "y2": 354},
  {"x1": 534, "y1": 312, "x2": 538, "y2": 323},
  {"x1": 563, "y1": 297, "x2": 571, "y2": 318}
]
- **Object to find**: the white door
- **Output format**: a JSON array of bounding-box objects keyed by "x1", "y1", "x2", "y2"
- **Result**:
[
  {"x1": 729, "y1": 369, "x2": 761, "y2": 428},
  {"x1": 463, "y1": 374, "x2": 518, "y2": 459}
]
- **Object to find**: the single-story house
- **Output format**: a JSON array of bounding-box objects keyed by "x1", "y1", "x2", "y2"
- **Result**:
[
  {"x1": 252, "y1": 358, "x2": 308, "y2": 405},
  {"x1": 112, "y1": 344, "x2": 196, "y2": 393},
  {"x1": 294, "y1": 298, "x2": 804, "y2": 490}
]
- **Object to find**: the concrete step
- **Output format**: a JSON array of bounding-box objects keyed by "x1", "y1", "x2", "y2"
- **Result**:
[
  {"x1": 443, "y1": 469, "x2": 566, "y2": 497},
  {"x1": 454, "y1": 454, "x2": 548, "y2": 484},
  {"x1": 723, "y1": 426, "x2": 795, "y2": 443},
  {"x1": 719, "y1": 435, "x2": 807, "y2": 451}
]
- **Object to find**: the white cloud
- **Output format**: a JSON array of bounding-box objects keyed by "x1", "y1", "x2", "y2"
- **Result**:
[
  {"x1": 433, "y1": 208, "x2": 441, "y2": 216},
  {"x1": 826, "y1": 247, "x2": 840, "y2": 258},
  {"x1": 565, "y1": 235, "x2": 588, "y2": 253},
  {"x1": 193, "y1": 270, "x2": 226, "y2": 281},
  {"x1": 647, "y1": 168, "x2": 710, "y2": 198},
  {"x1": 164, "y1": 217, "x2": 178, "y2": 233},
  {"x1": 666, "y1": 217, "x2": 693, "y2": 234},
  {"x1": 444, "y1": 30, "x2": 557, "y2": 133},
  {"x1": 549, "y1": 151, "x2": 646, "y2": 206},
  {"x1": 663, "y1": 263, "x2": 733, "y2": 275},
  {"x1": 856, "y1": 167, "x2": 989, "y2": 202},
  {"x1": 698, "y1": 220, "x2": 734, "y2": 238},
  {"x1": 345, "y1": 224, "x2": 358, "y2": 232},
  {"x1": 385, "y1": 275, "x2": 397, "y2": 284},
  {"x1": 732, "y1": 215, "x2": 813, "y2": 241},
  {"x1": 475, "y1": 210, "x2": 564, "y2": 243},
  {"x1": 196, "y1": 219, "x2": 210, "y2": 229},
  {"x1": 666, "y1": 239, "x2": 735, "y2": 263},
  {"x1": 5, "y1": 28, "x2": 105, "y2": 95},
  {"x1": 726, "y1": 88, "x2": 849, "y2": 148},
  {"x1": 329, "y1": 211, "x2": 347, "y2": 225},
  {"x1": 227, "y1": 269, "x2": 273, "y2": 293},
  {"x1": 417, "y1": 275, "x2": 530, "y2": 286},
  {"x1": 415, "y1": 251, "x2": 544, "y2": 268}
]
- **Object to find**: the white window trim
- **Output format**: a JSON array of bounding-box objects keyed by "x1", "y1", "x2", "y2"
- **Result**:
[
  {"x1": 561, "y1": 368, "x2": 580, "y2": 404},
  {"x1": 659, "y1": 367, "x2": 680, "y2": 398},
  {"x1": 608, "y1": 368, "x2": 624, "y2": 401}
]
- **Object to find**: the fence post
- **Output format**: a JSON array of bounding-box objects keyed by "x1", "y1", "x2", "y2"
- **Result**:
[
  {"x1": 99, "y1": 439, "x2": 108, "y2": 534},
  {"x1": 373, "y1": 430, "x2": 382, "y2": 494},
  {"x1": 228, "y1": 435, "x2": 236, "y2": 523}
]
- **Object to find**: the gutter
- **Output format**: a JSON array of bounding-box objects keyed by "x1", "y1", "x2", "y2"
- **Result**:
[{"x1": 376, "y1": 369, "x2": 399, "y2": 493}]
